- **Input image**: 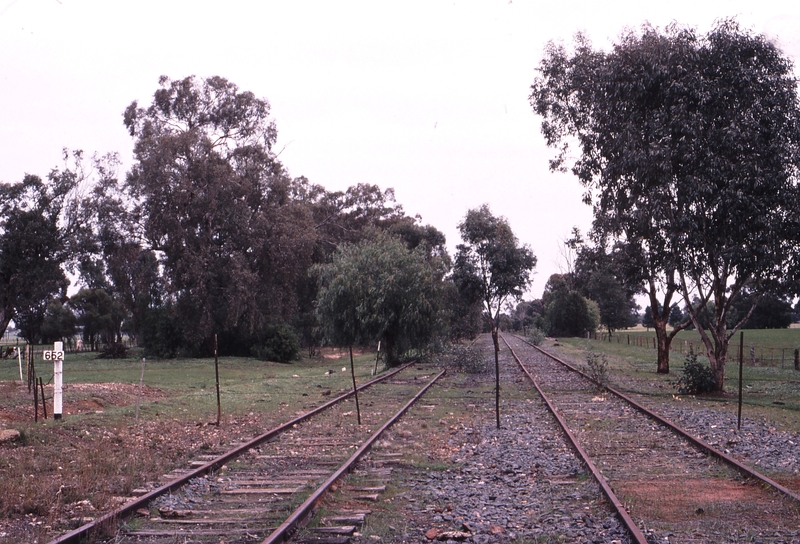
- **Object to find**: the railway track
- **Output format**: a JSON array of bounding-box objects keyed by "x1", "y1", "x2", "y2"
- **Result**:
[
  {"x1": 502, "y1": 334, "x2": 800, "y2": 543},
  {"x1": 48, "y1": 362, "x2": 444, "y2": 544}
]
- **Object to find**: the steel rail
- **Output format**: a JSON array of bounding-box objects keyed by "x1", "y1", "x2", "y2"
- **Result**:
[
  {"x1": 48, "y1": 361, "x2": 418, "y2": 544},
  {"x1": 500, "y1": 336, "x2": 649, "y2": 544},
  {"x1": 261, "y1": 369, "x2": 446, "y2": 544},
  {"x1": 512, "y1": 334, "x2": 800, "y2": 504}
]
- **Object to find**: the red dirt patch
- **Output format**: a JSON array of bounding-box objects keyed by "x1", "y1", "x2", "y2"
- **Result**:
[
  {"x1": 615, "y1": 478, "x2": 789, "y2": 524},
  {"x1": 0, "y1": 381, "x2": 165, "y2": 424}
]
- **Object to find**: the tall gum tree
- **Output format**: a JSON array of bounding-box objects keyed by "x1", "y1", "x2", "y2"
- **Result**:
[
  {"x1": 124, "y1": 75, "x2": 317, "y2": 350},
  {"x1": 453, "y1": 205, "x2": 536, "y2": 427},
  {"x1": 530, "y1": 21, "x2": 800, "y2": 388}
]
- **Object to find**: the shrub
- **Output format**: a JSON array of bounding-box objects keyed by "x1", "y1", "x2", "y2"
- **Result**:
[
  {"x1": 140, "y1": 306, "x2": 184, "y2": 358},
  {"x1": 435, "y1": 343, "x2": 488, "y2": 374},
  {"x1": 675, "y1": 353, "x2": 717, "y2": 394},
  {"x1": 251, "y1": 324, "x2": 300, "y2": 363},
  {"x1": 583, "y1": 351, "x2": 608, "y2": 389},
  {"x1": 98, "y1": 342, "x2": 128, "y2": 359},
  {"x1": 527, "y1": 326, "x2": 546, "y2": 346}
]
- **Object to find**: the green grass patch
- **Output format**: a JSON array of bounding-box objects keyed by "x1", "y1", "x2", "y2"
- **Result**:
[
  {"x1": 605, "y1": 328, "x2": 800, "y2": 366},
  {"x1": 0, "y1": 348, "x2": 387, "y2": 420},
  {"x1": 548, "y1": 334, "x2": 800, "y2": 433}
]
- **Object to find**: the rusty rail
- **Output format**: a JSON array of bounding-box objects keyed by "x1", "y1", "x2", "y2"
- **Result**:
[
  {"x1": 500, "y1": 336, "x2": 649, "y2": 544},
  {"x1": 47, "y1": 361, "x2": 418, "y2": 544},
  {"x1": 261, "y1": 369, "x2": 446, "y2": 544},
  {"x1": 512, "y1": 335, "x2": 800, "y2": 505}
]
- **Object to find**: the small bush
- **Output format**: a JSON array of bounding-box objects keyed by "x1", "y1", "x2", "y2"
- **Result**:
[
  {"x1": 98, "y1": 342, "x2": 129, "y2": 359},
  {"x1": 527, "y1": 326, "x2": 546, "y2": 346},
  {"x1": 583, "y1": 352, "x2": 608, "y2": 389},
  {"x1": 675, "y1": 353, "x2": 717, "y2": 395},
  {"x1": 436, "y1": 343, "x2": 489, "y2": 374},
  {"x1": 251, "y1": 324, "x2": 300, "y2": 363}
]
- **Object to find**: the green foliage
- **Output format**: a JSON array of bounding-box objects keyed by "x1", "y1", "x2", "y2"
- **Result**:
[
  {"x1": 571, "y1": 233, "x2": 639, "y2": 334},
  {"x1": 124, "y1": 75, "x2": 316, "y2": 348},
  {"x1": 313, "y1": 232, "x2": 448, "y2": 365},
  {"x1": 729, "y1": 291, "x2": 794, "y2": 329},
  {"x1": 542, "y1": 275, "x2": 599, "y2": 337},
  {"x1": 443, "y1": 279, "x2": 483, "y2": 341},
  {"x1": 675, "y1": 353, "x2": 717, "y2": 395},
  {"x1": 584, "y1": 352, "x2": 608, "y2": 389},
  {"x1": 0, "y1": 169, "x2": 77, "y2": 340},
  {"x1": 527, "y1": 326, "x2": 546, "y2": 346},
  {"x1": 453, "y1": 205, "x2": 537, "y2": 329},
  {"x1": 98, "y1": 342, "x2": 129, "y2": 359},
  {"x1": 531, "y1": 21, "x2": 800, "y2": 390},
  {"x1": 447, "y1": 343, "x2": 489, "y2": 374},
  {"x1": 70, "y1": 288, "x2": 127, "y2": 350},
  {"x1": 41, "y1": 301, "x2": 77, "y2": 343},
  {"x1": 250, "y1": 324, "x2": 300, "y2": 363},
  {"x1": 140, "y1": 305, "x2": 184, "y2": 358}
]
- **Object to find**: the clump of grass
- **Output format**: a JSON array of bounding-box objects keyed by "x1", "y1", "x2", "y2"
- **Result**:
[
  {"x1": 583, "y1": 352, "x2": 608, "y2": 390},
  {"x1": 527, "y1": 326, "x2": 546, "y2": 346}
]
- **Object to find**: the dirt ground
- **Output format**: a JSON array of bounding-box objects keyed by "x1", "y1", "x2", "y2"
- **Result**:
[{"x1": 0, "y1": 380, "x2": 276, "y2": 544}]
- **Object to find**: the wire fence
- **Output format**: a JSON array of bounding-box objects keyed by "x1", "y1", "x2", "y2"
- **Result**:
[
  {"x1": 589, "y1": 331, "x2": 800, "y2": 370},
  {"x1": 0, "y1": 329, "x2": 136, "y2": 352}
]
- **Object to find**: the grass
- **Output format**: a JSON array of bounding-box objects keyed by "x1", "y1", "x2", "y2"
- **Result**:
[
  {"x1": 0, "y1": 347, "x2": 385, "y2": 542},
  {"x1": 552, "y1": 331, "x2": 800, "y2": 433},
  {"x1": 0, "y1": 347, "x2": 387, "y2": 419}
]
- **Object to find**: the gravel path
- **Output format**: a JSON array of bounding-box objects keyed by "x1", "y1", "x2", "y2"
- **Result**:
[
  {"x1": 364, "y1": 336, "x2": 800, "y2": 543},
  {"x1": 388, "y1": 339, "x2": 633, "y2": 543}
]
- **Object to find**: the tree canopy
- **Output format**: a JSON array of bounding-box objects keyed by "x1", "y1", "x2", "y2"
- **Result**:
[
  {"x1": 313, "y1": 232, "x2": 449, "y2": 365},
  {"x1": 0, "y1": 159, "x2": 86, "y2": 340},
  {"x1": 531, "y1": 21, "x2": 800, "y2": 388},
  {"x1": 453, "y1": 205, "x2": 536, "y2": 427}
]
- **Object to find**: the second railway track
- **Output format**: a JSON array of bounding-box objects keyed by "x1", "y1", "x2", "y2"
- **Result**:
[
  {"x1": 503, "y1": 333, "x2": 800, "y2": 543},
  {"x1": 50, "y1": 362, "x2": 444, "y2": 544}
]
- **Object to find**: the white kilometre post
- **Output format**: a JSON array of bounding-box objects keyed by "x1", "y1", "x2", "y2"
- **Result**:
[{"x1": 45, "y1": 341, "x2": 65, "y2": 420}]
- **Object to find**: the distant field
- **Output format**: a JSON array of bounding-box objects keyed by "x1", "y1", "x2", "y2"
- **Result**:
[{"x1": 593, "y1": 328, "x2": 800, "y2": 369}]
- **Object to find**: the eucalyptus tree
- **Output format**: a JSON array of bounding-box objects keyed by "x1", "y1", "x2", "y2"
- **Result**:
[
  {"x1": 453, "y1": 205, "x2": 536, "y2": 427},
  {"x1": 531, "y1": 21, "x2": 800, "y2": 387},
  {"x1": 124, "y1": 75, "x2": 317, "y2": 353}
]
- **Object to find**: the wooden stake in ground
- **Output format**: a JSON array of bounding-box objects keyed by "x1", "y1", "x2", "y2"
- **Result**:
[
  {"x1": 33, "y1": 369, "x2": 38, "y2": 422},
  {"x1": 214, "y1": 334, "x2": 221, "y2": 426},
  {"x1": 39, "y1": 377, "x2": 47, "y2": 419},
  {"x1": 349, "y1": 345, "x2": 361, "y2": 425},
  {"x1": 26, "y1": 344, "x2": 34, "y2": 393},
  {"x1": 372, "y1": 341, "x2": 381, "y2": 376},
  {"x1": 738, "y1": 332, "x2": 744, "y2": 430},
  {"x1": 17, "y1": 347, "x2": 22, "y2": 382},
  {"x1": 135, "y1": 358, "x2": 146, "y2": 424}
]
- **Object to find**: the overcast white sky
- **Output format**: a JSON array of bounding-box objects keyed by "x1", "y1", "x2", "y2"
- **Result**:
[{"x1": 2, "y1": 1, "x2": 800, "y2": 299}]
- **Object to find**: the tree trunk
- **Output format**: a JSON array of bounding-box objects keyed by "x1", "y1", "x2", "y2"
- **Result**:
[
  {"x1": 0, "y1": 308, "x2": 12, "y2": 343},
  {"x1": 710, "y1": 341, "x2": 728, "y2": 392},
  {"x1": 492, "y1": 326, "x2": 500, "y2": 429},
  {"x1": 653, "y1": 316, "x2": 672, "y2": 374},
  {"x1": 383, "y1": 332, "x2": 396, "y2": 367}
]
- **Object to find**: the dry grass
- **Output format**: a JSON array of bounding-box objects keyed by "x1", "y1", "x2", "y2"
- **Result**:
[
  {"x1": 0, "y1": 349, "x2": 380, "y2": 543},
  {"x1": 0, "y1": 382, "x2": 244, "y2": 542}
]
